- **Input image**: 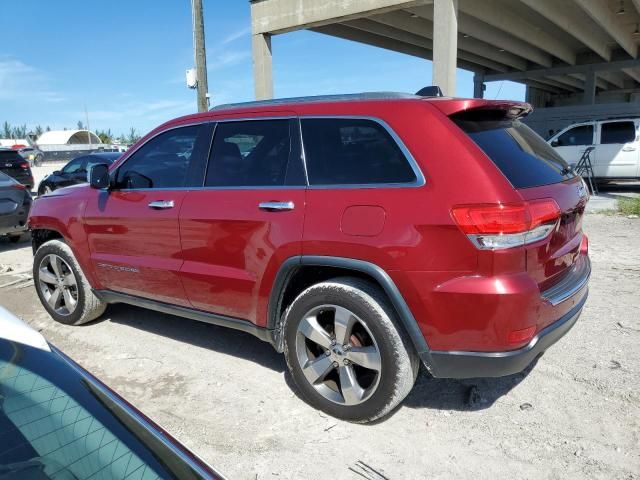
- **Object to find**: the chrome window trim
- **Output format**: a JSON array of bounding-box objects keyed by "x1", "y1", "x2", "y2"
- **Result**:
[
  {"x1": 111, "y1": 115, "x2": 425, "y2": 192},
  {"x1": 299, "y1": 115, "x2": 426, "y2": 190}
]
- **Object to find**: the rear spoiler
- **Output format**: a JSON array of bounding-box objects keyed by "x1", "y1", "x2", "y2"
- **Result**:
[{"x1": 428, "y1": 99, "x2": 532, "y2": 120}]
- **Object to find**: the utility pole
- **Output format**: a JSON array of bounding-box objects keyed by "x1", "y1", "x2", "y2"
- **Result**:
[{"x1": 191, "y1": 0, "x2": 209, "y2": 112}]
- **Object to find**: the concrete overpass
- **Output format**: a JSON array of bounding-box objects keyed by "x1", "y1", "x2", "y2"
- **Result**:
[{"x1": 249, "y1": 0, "x2": 640, "y2": 116}]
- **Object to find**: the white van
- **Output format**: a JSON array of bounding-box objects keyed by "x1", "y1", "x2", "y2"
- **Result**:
[{"x1": 548, "y1": 118, "x2": 640, "y2": 180}]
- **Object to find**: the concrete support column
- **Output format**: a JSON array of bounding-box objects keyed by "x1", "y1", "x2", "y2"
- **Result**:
[
  {"x1": 583, "y1": 70, "x2": 596, "y2": 105},
  {"x1": 252, "y1": 33, "x2": 273, "y2": 100},
  {"x1": 473, "y1": 72, "x2": 485, "y2": 98},
  {"x1": 432, "y1": 0, "x2": 458, "y2": 96}
]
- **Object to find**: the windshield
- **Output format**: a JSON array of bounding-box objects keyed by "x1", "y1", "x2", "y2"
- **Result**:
[
  {"x1": 453, "y1": 116, "x2": 576, "y2": 189},
  {"x1": 0, "y1": 340, "x2": 218, "y2": 480}
]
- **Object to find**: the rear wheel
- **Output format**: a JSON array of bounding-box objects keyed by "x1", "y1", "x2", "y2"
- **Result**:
[
  {"x1": 283, "y1": 277, "x2": 418, "y2": 423},
  {"x1": 33, "y1": 239, "x2": 106, "y2": 325}
]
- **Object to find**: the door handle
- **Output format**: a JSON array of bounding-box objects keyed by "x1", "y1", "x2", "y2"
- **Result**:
[
  {"x1": 258, "y1": 201, "x2": 295, "y2": 212},
  {"x1": 622, "y1": 146, "x2": 637, "y2": 152},
  {"x1": 148, "y1": 200, "x2": 175, "y2": 209}
]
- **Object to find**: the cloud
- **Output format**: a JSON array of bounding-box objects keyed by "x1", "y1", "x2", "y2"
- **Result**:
[
  {"x1": 0, "y1": 57, "x2": 66, "y2": 103},
  {"x1": 208, "y1": 50, "x2": 251, "y2": 71},
  {"x1": 220, "y1": 26, "x2": 251, "y2": 45}
]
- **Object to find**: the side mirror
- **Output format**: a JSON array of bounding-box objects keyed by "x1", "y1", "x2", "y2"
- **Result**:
[
  {"x1": 88, "y1": 163, "x2": 110, "y2": 189},
  {"x1": 550, "y1": 139, "x2": 559, "y2": 147},
  {"x1": 52, "y1": 170, "x2": 62, "y2": 176}
]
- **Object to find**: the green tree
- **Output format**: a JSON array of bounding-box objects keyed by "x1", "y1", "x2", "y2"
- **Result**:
[
  {"x1": 127, "y1": 127, "x2": 140, "y2": 144},
  {"x1": 96, "y1": 129, "x2": 113, "y2": 144},
  {"x1": 45, "y1": 126, "x2": 51, "y2": 132},
  {"x1": 34, "y1": 125, "x2": 44, "y2": 137},
  {"x1": 77, "y1": 120, "x2": 84, "y2": 130},
  {"x1": 2, "y1": 122, "x2": 11, "y2": 138},
  {"x1": 12, "y1": 125, "x2": 27, "y2": 138}
]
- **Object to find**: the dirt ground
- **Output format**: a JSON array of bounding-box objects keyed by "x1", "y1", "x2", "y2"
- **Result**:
[{"x1": 0, "y1": 177, "x2": 638, "y2": 478}]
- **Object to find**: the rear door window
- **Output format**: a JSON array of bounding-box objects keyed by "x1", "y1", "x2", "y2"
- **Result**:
[
  {"x1": 554, "y1": 125, "x2": 593, "y2": 146},
  {"x1": 600, "y1": 121, "x2": 636, "y2": 145},
  {"x1": 205, "y1": 119, "x2": 301, "y2": 187},
  {"x1": 453, "y1": 114, "x2": 575, "y2": 189},
  {"x1": 300, "y1": 118, "x2": 417, "y2": 186}
]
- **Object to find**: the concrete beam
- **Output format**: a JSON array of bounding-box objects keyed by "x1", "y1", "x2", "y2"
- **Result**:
[
  {"x1": 633, "y1": 0, "x2": 640, "y2": 15},
  {"x1": 567, "y1": 73, "x2": 610, "y2": 90},
  {"x1": 623, "y1": 68, "x2": 640, "y2": 83},
  {"x1": 523, "y1": 80, "x2": 566, "y2": 94},
  {"x1": 344, "y1": 18, "x2": 512, "y2": 72},
  {"x1": 433, "y1": 0, "x2": 458, "y2": 96},
  {"x1": 595, "y1": 71, "x2": 625, "y2": 89},
  {"x1": 457, "y1": 0, "x2": 576, "y2": 65},
  {"x1": 370, "y1": 11, "x2": 527, "y2": 70},
  {"x1": 520, "y1": 0, "x2": 611, "y2": 61},
  {"x1": 311, "y1": 24, "x2": 483, "y2": 73},
  {"x1": 251, "y1": 0, "x2": 431, "y2": 35},
  {"x1": 252, "y1": 33, "x2": 273, "y2": 100},
  {"x1": 546, "y1": 75, "x2": 584, "y2": 90},
  {"x1": 484, "y1": 59, "x2": 640, "y2": 81},
  {"x1": 573, "y1": 0, "x2": 639, "y2": 59},
  {"x1": 583, "y1": 70, "x2": 596, "y2": 104},
  {"x1": 409, "y1": 6, "x2": 552, "y2": 67}
]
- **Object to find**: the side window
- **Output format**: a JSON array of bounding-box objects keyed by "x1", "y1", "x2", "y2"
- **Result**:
[
  {"x1": 555, "y1": 125, "x2": 593, "y2": 147},
  {"x1": 600, "y1": 122, "x2": 636, "y2": 145},
  {"x1": 115, "y1": 125, "x2": 204, "y2": 189},
  {"x1": 62, "y1": 158, "x2": 84, "y2": 174},
  {"x1": 205, "y1": 120, "x2": 292, "y2": 187},
  {"x1": 301, "y1": 118, "x2": 417, "y2": 185}
]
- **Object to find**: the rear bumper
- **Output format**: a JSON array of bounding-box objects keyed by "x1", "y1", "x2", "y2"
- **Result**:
[{"x1": 424, "y1": 287, "x2": 587, "y2": 378}]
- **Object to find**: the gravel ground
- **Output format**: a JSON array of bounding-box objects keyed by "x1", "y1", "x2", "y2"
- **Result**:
[{"x1": 0, "y1": 174, "x2": 639, "y2": 479}]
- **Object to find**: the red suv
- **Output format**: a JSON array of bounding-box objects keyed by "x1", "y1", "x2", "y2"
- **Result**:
[{"x1": 29, "y1": 93, "x2": 590, "y2": 422}]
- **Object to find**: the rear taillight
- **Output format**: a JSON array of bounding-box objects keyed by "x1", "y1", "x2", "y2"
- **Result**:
[
  {"x1": 19, "y1": 161, "x2": 29, "y2": 169},
  {"x1": 451, "y1": 199, "x2": 560, "y2": 250},
  {"x1": 580, "y1": 234, "x2": 589, "y2": 255},
  {"x1": 11, "y1": 183, "x2": 26, "y2": 190}
]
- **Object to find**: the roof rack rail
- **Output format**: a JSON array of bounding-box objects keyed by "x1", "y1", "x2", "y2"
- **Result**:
[{"x1": 211, "y1": 91, "x2": 421, "y2": 111}]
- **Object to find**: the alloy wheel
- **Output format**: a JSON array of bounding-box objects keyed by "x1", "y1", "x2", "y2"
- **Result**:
[
  {"x1": 295, "y1": 304, "x2": 382, "y2": 406},
  {"x1": 37, "y1": 254, "x2": 78, "y2": 316}
]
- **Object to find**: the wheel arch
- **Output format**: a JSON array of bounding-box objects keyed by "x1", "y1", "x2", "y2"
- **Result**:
[
  {"x1": 269, "y1": 256, "x2": 432, "y2": 365},
  {"x1": 31, "y1": 228, "x2": 64, "y2": 254}
]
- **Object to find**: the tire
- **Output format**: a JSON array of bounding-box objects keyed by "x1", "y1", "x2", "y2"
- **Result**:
[
  {"x1": 33, "y1": 239, "x2": 106, "y2": 325},
  {"x1": 283, "y1": 277, "x2": 418, "y2": 423}
]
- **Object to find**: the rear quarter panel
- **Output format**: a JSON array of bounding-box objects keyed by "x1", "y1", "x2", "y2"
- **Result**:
[{"x1": 295, "y1": 100, "x2": 523, "y2": 345}]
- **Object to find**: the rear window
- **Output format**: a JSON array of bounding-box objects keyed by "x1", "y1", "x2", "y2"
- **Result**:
[
  {"x1": 301, "y1": 118, "x2": 417, "y2": 186},
  {"x1": 0, "y1": 151, "x2": 23, "y2": 162},
  {"x1": 600, "y1": 121, "x2": 636, "y2": 144},
  {"x1": 453, "y1": 114, "x2": 575, "y2": 189}
]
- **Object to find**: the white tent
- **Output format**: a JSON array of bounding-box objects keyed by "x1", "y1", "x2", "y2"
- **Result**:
[{"x1": 37, "y1": 130, "x2": 101, "y2": 145}]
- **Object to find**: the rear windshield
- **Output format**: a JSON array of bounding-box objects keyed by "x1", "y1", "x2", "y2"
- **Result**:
[
  {"x1": 0, "y1": 151, "x2": 22, "y2": 162},
  {"x1": 453, "y1": 115, "x2": 575, "y2": 189}
]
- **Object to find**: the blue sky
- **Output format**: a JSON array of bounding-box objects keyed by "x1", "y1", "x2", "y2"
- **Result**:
[{"x1": 0, "y1": 0, "x2": 524, "y2": 137}]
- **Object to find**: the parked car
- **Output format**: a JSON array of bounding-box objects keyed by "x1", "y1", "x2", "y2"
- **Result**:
[
  {"x1": 28, "y1": 92, "x2": 591, "y2": 422},
  {"x1": 548, "y1": 117, "x2": 640, "y2": 180},
  {"x1": 17, "y1": 145, "x2": 45, "y2": 167},
  {"x1": 0, "y1": 171, "x2": 31, "y2": 242},
  {"x1": 38, "y1": 152, "x2": 121, "y2": 195},
  {"x1": 0, "y1": 148, "x2": 34, "y2": 190},
  {"x1": 0, "y1": 305, "x2": 225, "y2": 479}
]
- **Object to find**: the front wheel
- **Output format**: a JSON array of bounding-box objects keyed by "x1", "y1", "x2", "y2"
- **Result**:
[
  {"x1": 283, "y1": 277, "x2": 418, "y2": 423},
  {"x1": 33, "y1": 239, "x2": 106, "y2": 325}
]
